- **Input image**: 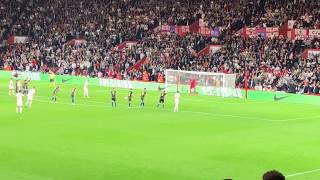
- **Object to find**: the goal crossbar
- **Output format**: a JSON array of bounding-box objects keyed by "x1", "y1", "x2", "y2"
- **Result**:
[{"x1": 165, "y1": 69, "x2": 242, "y2": 98}]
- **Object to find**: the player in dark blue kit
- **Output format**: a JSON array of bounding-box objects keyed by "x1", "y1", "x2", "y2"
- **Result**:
[
  {"x1": 128, "y1": 88, "x2": 133, "y2": 107},
  {"x1": 71, "y1": 88, "x2": 76, "y2": 106},
  {"x1": 51, "y1": 85, "x2": 60, "y2": 103},
  {"x1": 140, "y1": 88, "x2": 147, "y2": 107},
  {"x1": 23, "y1": 79, "x2": 30, "y2": 95},
  {"x1": 157, "y1": 90, "x2": 166, "y2": 108},
  {"x1": 111, "y1": 88, "x2": 117, "y2": 108}
]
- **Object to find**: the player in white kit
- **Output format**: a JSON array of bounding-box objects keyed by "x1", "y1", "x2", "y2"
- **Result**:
[
  {"x1": 16, "y1": 80, "x2": 21, "y2": 93},
  {"x1": 16, "y1": 90, "x2": 24, "y2": 114},
  {"x1": 25, "y1": 87, "x2": 36, "y2": 108},
  {"x1": 174, "y1": 91, "x2": 180, "y2": 112},
  {"x1": 83, "y1": 80, "x2": 89, "y2": 98},
  {"x1": 9, "y1": 78, "x2": 14, "y2": 95}
]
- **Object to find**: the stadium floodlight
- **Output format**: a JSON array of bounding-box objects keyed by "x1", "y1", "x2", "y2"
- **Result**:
[{"x1": 165, "y1": 69, "x2": 242, "y2": 98}]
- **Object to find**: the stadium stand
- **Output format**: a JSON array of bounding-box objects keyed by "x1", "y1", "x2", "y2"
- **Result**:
[
  {"x1": 0, "y1": 0, "x2": 319, "y2": 94},
  {"x1": 0, "y1": 0, "x2": 26, "y2": 40}
]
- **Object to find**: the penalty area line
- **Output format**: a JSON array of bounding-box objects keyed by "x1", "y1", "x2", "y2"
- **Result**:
[
  {"x1": 181, "y1": 110, "x2": 320, "y2": 122},
  {"x1": 286, "y1": 168, "x2": 320, "y2": 178},
  {"x1": 33, "y1": 99, "x2": 303, "y2": 123}
]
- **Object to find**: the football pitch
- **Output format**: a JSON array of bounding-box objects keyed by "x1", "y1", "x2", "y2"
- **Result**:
[{"x1": 0, "y1": 79, "x2": 320, "y2": 180}]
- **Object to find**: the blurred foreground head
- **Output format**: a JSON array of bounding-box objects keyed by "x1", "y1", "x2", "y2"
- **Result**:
[{"x1": 263, "y1": 170, "x2": 285, "y2": 180}]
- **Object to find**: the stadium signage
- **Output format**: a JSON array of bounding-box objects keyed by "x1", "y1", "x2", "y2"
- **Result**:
[
  {"x1": 2, "y1": 70, "x2": 320, "y2": 104},
  {"x1": 62, "y1": 78, "x2": 73, "y2": 83},
  {"x1": 202, "y1": 87, "x2": 242, "y2": 98},
  {"x1": 65, "y1": 39, "x2": 87, "y2": 46},
  {"x1": 288, "y1": 29, "x2": 308, "y2": 40},
  {"x1": 7, "y1": 36, "x2": 29, "y2": 45},
  {"x1": 192, "y1": 45, "x2": 222, "y2": 57},
  {"x1": 112, "y1": 41, "x2": 138, "y2": 51},
  {"x1": 155, "y1": 22, "x2": 221, "y2": 37},
  {"x1": 308, "y1": 29, "x2": 320, "y2": 39},
  {"x1": 98, "y1": 78, "x2": 133, "y2": 89},
  {"x1": 303, "y1": 49, "x2": 320, "y2": 59},
  {"x1": 287, "y1": 29, "x2": 320, "y2": 40},
  {"x1": 242, "y1": 26, "x2": 320, "y2": 40},
  {"x1": 242, "y1": 27, "x2": 279, "y2": 38},
  {"x1": 12, "y1": 71, "x2": 41, "y2": 81}
]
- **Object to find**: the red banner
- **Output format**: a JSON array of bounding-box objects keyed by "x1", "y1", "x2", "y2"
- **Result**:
[
  {"x1": 176, "y1": 26, "x2": 190, "y2": 36},
  {"x1": 189, "y1": 21, "x2": 200, "y2": 34},
  {"x1": 7, "y1": 36, "x2": 29, "y2": 45},
  {"x1": 294, "y1": 29, "x2": 308, "y2": 40},
  {"x1": 242, "y1": 27, "x2": 279, "y2": 38},
  {"x1": 247, "y1": 27, "x2": 255, "y2": 37},
  {"x1": 303, "y1": 49, "x2": 320, "y2": 59},
  {"x1": 192, "y1": 45, "x2": 222, "y2": 57},
  {"x1": 113, "y1": 41, "x2": 137, "y2": 51},
  {"x1": 243, "y1": 26, "x2": 319, "y2": 40},
  {"x1": 198, "y1": 27, "x2": 211, "y2": 37},
  {"x1": 65, "y1": 39, "x2": 87, "y2": 46},
  {"x1": 308, "y1": 29, "x2": 320, "y2": 39},
  {"x1": 128, "y1": 56, "x2": 148, "y2": 71},
  {"x1": 156, "y1": 23, "x2": 220, "y2": 37},
  {"x1": 266, "y1": 27, "x2": 279, "y2": 38}
]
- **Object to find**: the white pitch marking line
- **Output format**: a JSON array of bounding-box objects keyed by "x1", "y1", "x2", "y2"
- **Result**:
[
  {"x1": 32, "y1": 99, "x2": 318, "y2": 123},
  {"x1": 3, "y1": 92, "x2": 317, "y2": 123},
  {"x1": 286, "y1": 168, "x2": 320, "y2": 178},
  {"x1": 32, "y1": 91, "x2": 266, "y2": 105},
  {"x1": 181, "y1": 110, "x2": 320, "y2": 122},
  {"x1": 94, "y1": 90, "x2": 268, "y2": 105}
]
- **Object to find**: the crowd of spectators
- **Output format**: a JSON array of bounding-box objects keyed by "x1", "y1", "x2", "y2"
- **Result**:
[
  {"x1": 241, "y1": 0, "x2": 319, "y2": 28},
  {"x1": 225, "y1": 36, "x2": 320, "y2": 93},
  {"x1": 0, "y1": 0, "x2": 25, "y2": 39},
  {"x1": 0, "y1": 0, "x2": 319, "y2": 94}
]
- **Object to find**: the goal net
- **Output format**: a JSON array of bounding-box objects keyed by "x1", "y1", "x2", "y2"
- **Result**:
[{"x1": 165, "y1": 69, "x2": 242, "y2": 98}]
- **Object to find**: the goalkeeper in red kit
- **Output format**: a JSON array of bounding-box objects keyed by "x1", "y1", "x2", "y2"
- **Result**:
[{"x1": 190, "y1": 77, "x2": 196, "y2": 94}]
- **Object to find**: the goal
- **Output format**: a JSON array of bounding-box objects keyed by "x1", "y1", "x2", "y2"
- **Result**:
[{"x1": 165, "y1": 69, "x2": 242, "y2": 98}]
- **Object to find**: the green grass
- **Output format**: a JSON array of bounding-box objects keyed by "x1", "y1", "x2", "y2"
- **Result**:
[{"x1": 0, "y1": 78, "x2": 320, "y2": 180}]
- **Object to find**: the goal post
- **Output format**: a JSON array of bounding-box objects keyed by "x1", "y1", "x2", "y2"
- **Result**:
[{"x1": 165, "y1": 69, "x2": 242, "y2": 98}]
